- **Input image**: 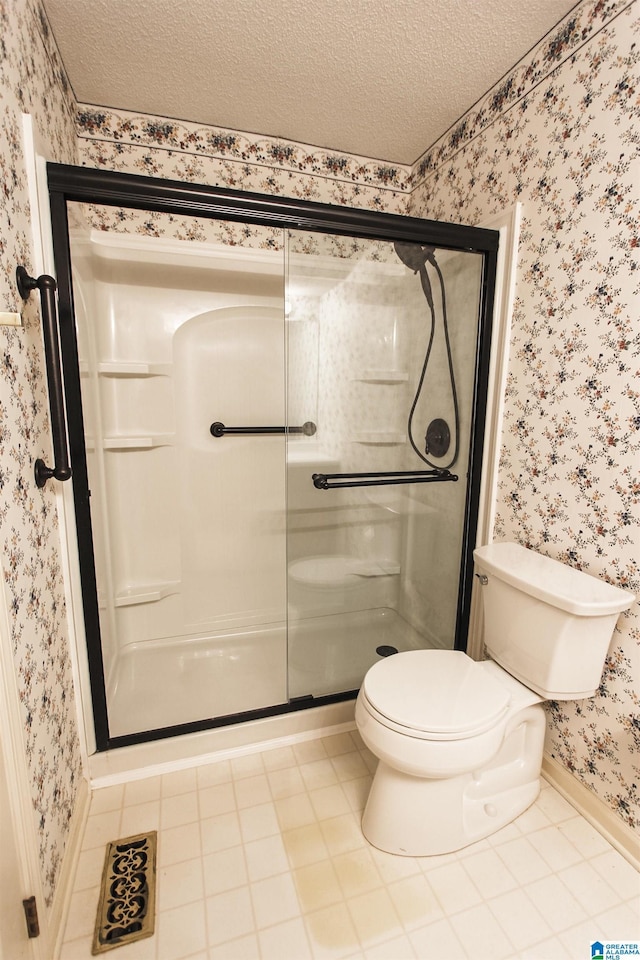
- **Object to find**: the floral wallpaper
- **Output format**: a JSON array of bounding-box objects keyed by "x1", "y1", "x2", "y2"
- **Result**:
[
  {"x1": 411, "y1": 0, "x2": 639, "y2": 830},
  {"x1": 0, "y1": 0, "x2": 82, "y2": 907},
  {"x1": 1, "y1": 0, "x2": 637, "y2": 921},
  {"x1": 76, "y1": 104, "x2": 411, "y2": 218},
  {"x1": 73, "y1": 110, "x2": 411, "y2": 250}
]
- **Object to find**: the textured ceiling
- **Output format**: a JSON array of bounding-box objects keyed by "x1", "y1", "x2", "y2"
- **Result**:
[{"x1": 43, "y1": 0, "x2": 579, "y2": 165}]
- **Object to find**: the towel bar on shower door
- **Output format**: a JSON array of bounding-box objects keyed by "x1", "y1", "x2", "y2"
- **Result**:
[
  {"x1": 312, "y1": 469, "x2": 458, "y2": 489},
  {"x1": 210, "y1": 421, "x2": 317, "y2": 437}
]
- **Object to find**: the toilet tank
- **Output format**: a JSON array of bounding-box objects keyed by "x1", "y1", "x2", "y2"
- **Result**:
[{"x1": 473, "y1": 542, "x2": 635, "y2": 700}]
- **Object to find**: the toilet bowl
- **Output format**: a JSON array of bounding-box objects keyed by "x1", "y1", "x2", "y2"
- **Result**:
[
  {"x1": 356, "y1": 651, "x2": 546, "y2": 855},
  {"x1": 354, "y1": 541, "x2": 635, "y2": 856},
  {"x1": 356, "y1": 650, "x2": 537, "y2": 777}
]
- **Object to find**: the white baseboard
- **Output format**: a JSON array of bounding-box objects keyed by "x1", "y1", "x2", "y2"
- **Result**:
[
  {"x1": 542, "y1": 754, "x2": 639, "y2": 870},
  {"x1": 51, "y1": 775, "x2": 91, "y2": 959}
]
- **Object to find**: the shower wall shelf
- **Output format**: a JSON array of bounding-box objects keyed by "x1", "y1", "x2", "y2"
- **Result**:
[
  {"x1": 115, "y1": 581, "x2": 181, "y2": 607},
  {"x1": 351, "y1": 560, "x2": 400, "y2": 577},
  {"x1": 351, "y1": 432, "x2": 406, "y2": 445},
  {"x1": 353, "y1": 370, "x2": 408, "y2": 383},
  {"x1": 103, "y1": 435, "x2": 175, "y2": 450},
  {"x1": 98, "y1": 362, "x2": 172, "y2": 377},
  {"x1": 288, "y1": 556, "x2": 399, "y2": 587}
]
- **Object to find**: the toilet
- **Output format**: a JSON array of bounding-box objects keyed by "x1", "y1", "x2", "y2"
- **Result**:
[{"x1": 355, "y1": 541, "x2": 635, "y2": 856}]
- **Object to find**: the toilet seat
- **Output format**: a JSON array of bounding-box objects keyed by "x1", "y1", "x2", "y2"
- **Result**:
[{"x1": 361, "y1": 650, "x2": 512, "y2": 741}]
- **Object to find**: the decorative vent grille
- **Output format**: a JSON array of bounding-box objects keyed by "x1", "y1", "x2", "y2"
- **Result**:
[{"x1": 92, "y1": 831, "x2": 157, "y2": 954}]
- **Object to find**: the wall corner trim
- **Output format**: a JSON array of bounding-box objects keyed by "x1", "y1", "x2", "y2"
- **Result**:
[
  {"x1": 542, "y1": 753, "x2": 639, "y2": 870},
  {"x1": 466, "y1": 202, "x2": 522, "y2": 662},
  {"x1": 50, "y1": 775, "x2": 91, "y2": 959}
]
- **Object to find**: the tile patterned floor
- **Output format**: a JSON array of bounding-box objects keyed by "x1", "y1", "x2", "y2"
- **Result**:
[{"x1": 60, "y1": 730, "x2": 639, "y2": 960}]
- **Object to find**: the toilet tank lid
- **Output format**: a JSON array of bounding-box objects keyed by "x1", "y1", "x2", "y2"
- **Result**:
[{"x1": 474, "y1": 542, "x2": 635, "y2": 616}]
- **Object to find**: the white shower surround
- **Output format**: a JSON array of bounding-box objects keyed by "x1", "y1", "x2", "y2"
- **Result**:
[
  {"x1": 68, "y1": 223, "x2": 485, "y2": 741},
  {"x1": 72, "y1": 227, "x2": 289, "y2": 738}
]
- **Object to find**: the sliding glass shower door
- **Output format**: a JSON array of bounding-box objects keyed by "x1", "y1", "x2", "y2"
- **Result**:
[
  {"x1": 285, "y1": 233, "x2": 484, "y2": 699},
  {"x1": 66, "y1": 206, "x2": 291, "y2": 741},
  {"x1": 46, "y1": 164, "x2": 497, "y2": 750}
]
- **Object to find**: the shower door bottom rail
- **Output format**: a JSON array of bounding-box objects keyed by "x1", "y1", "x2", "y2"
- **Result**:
[{"x1": 312, "y1": 469, "x2": 457, "y2": 489}]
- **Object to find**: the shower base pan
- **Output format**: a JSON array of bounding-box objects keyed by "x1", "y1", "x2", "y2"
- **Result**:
[
  {"x1": 288, "y1": 606, "x2": 427, "y2": 698},
  {"x1": 106, "y1": 607, "x2": 432, "y2": 740}
]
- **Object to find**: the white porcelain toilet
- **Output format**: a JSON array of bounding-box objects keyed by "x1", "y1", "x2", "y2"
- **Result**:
[{"x1": 355, "y1": 541, "x2": 635, "y2": 856}]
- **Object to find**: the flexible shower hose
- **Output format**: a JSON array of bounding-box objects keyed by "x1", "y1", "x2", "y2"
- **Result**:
[{"x1": 406, "y1": 252, "x2": 460, "y2": 470}]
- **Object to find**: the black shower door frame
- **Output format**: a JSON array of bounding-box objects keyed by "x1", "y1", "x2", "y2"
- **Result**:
[{"x1": 45, "y1": 162, "x2": 499, "y2": 751}]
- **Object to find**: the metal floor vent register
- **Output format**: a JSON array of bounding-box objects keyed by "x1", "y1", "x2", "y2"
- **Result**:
[{"x1": 92, "y1": 831, "x2": 157, "y2": 954}]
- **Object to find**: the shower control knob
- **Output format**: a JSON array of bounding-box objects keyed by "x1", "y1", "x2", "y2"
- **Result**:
[{"x1": 425, "y1": 418, "x2": 450, "y2": 458}]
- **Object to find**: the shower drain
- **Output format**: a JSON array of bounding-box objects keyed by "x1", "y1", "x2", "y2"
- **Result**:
[
  {"x1": 376, "y1": 645, "x2": 398, "y2": 657},
  {"x1": 92, "y1": 831, "x2": 157, "y2": 954}
]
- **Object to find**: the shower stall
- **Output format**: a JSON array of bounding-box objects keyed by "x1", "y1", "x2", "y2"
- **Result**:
[{"x1": 39, "y1": 165, "x2": 498, "y2": 751}]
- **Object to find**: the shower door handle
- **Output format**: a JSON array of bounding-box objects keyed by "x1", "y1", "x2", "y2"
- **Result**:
[
  {"x1": 16, "y1": 266, "x2": 72, "y2": 488},
  {"x1": 210, "y1": 421, "x2": 317, "y2": 437}
]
